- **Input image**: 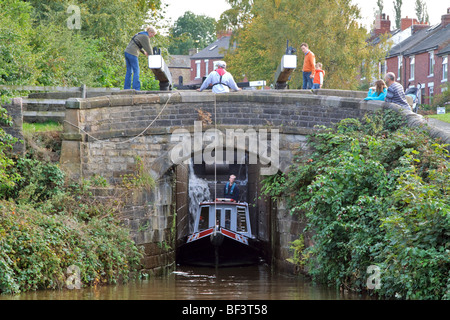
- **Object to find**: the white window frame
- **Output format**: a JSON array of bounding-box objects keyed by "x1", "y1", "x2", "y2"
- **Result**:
[
  {"x1": 195, "y1": 60, "x2": 201, "y2": 79},
  {"x1": 428, "y1": 51, "x2": 435, "y2": 77},
  {"x1": 204, "y1": 59, "x2": 209, "y2": 77},
  {"x1": 428, "y1": 82, "x2": 434, "y2": 104},
  {"x1": 409, "y1": 56, "x2": 415, "y2": 81},
  {"x1": 442, "y1": 55, "x2": 448, "y2": 82},
  {"x1": 397, "y1": 55, "x2": 402, "y2": 81}
]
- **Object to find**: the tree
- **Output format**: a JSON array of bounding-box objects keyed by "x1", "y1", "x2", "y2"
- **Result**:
[
  {"x1": 217, "y1": 0, "x2": 254, "y2": 32},
  {"x1": 376, "y1": 0, "x2": 384, "y2": 15},
  {"x1": 168, "y1": 11, "x2": 217, "y2": 55},
  {"x1": 415, "y1": 0, "x2": 429, "y2": 24},
  {"x1": 224, "y1": 0, "x2": 389, "y2": 90},
  {"x1": 0, "y1": 0, "x2": 38, "y2": 85},
  {"x1": 393, "y1": 0, "x2": 403, "y2": 29},
  {"x1": 0, "y1": 0, "x2": 165, "y2": 89}
]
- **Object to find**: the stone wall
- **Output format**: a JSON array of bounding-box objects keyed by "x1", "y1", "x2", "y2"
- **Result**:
[
  {"x1": 1, "y1": 98, "x2": 25, "y2": 155},
  {"x1": 23, "y1": 88, "x2": 122, "y2": 123},
  {"x1": 91, "y1": 173, "x2": 176, "y2": 276}
]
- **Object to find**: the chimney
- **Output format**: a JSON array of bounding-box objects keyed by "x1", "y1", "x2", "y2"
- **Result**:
[
  {"x1": 216, "y1": 30, "x2": 233, "y2": 39},
  {"x1": 374, "y1": 13, "x2": 391, "y2": 35},
  {"x1": 401, "y1": 16, "x2": 420, "y2": 30},
  {"x1": 441, "y1": 7, "x2": 450, "y2": 27}
]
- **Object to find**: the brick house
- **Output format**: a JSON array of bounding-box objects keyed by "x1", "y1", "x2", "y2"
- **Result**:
[
  {"x1": 369, "y1": 13, "x2": 429, "y2": 81},
  {"x1": 189, "y1": 31, "x2": 232, "y2": 85},
  {"x1": 385, "y1": 8, "x2": 450, "y2": 104}
]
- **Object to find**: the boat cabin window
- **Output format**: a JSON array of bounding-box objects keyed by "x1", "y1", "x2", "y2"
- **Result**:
[
  {"x1": 224, "y1": 209, "x2": 231, "y2": 229},
  {"x1": 199, "y1": 206, "x2": 210, "y2": 231},
  {"x1": 237, "y1": 206, "x2": 247, "y2": 232},
  {"x1": 216, "y1": 209, "x2": 221, "y2": 226}
]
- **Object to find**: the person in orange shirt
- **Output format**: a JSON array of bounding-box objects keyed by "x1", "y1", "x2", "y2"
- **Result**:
[
  {"x1": 301, "y1": 43, "x2": 315, "y2": 89},
  {"x1": 312, "y1": 62, "x2": 325, "y2": 89}
]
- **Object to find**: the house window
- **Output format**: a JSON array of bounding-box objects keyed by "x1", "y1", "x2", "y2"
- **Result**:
[
  {"x1": 409, "y1": 56, "x2": 415, "y2": 81},
  {"x1": 204, "y1": 59, "x2": 209, "y2": 77},
  {"x1": 195, "y1": 60, "x2": 201, "y2": 79},
  {"x1": 397, "y1": 56, "x2": 402, "y2": 81},
  {"x1": 380, "y1": 61, "x2": 386, "y2": 77},
  {"x1": 428, "y1": 83, "x2": 434, "y2": 104},
  {"x1": 443, "y1": 56, "x2": 448, "y2": 82},
  {"x1": 429, "y1": 52, "x2": 435, "y2": 76}
]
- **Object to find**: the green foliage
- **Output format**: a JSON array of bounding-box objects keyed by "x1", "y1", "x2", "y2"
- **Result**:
[
  {"x1": 263, "y1": 109, "x2": 450, "y2": 299},
  {"x1": 121, "y1": 156, "x2": 155, "y2": 189},
  {"x1": 393, "y1": 0, "x2": 403, "y2": 29},
  {"x1": 2, "y1": 158, "x2": 65, "y2": 203},
  {"x1": 286, "y1": 234, "x2": 309, "y2": 267},
  {"x1": 0, "y1": 0, "x2": 163, "y2": 90},
  {"x1": 0, "y1": 155, "x2": 142, "y2": 294},
  {"x1": 224, "y1": 0, "x2": 390, "y2": 89},
  {"x1": 432, "y1": 83, "x2": 450, "y2": 108},
  {"x1": 0, "y1": 0, "x2": 37, "y2": 85},
  {"x1": 0, "y1": 108, "x2": 20, "y2": 192},
  {"x1": 0, "y1": 198, "x2": 143, "y2": 294},
  {"x1": 168, "y1": 11, "x2": 217, "y2": 55},
  {"x1": 0, "y1": 115, "x2": 142, "y2": 295}
]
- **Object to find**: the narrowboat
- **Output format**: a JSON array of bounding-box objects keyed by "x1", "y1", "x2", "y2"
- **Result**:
[{"x1": 177, "y1": 198, "x2": 262, "y2": 267}]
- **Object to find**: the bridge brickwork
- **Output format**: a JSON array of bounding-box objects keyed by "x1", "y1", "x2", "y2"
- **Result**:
[{"x1": 58, "y1": 89, "x2": 391, "y2": 273}]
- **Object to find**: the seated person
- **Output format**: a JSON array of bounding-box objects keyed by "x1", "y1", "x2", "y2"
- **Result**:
[
  {"x1": 384, "y1": 72, "x2": 410, "y2": 109},
  {"x1": 364, "y1": 80, "x2": 387, "y2": 101}
]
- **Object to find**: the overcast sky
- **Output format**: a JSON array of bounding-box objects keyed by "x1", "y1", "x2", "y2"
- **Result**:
[{"x1": 162, "y1": 0, "x2": 449, "y2": 29}]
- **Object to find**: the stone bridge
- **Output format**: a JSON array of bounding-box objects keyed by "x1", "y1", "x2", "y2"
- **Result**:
[{"x1": 57, "y1": 89, "x2": 447, "y2": 274}]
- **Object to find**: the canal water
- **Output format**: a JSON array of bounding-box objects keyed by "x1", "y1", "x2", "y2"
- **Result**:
[{"x1": 1, "y1": 264, "x2": 369, "y2": 300}]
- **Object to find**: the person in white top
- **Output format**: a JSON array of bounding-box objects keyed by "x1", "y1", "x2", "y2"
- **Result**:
[{"x1": 197, "y1": 61, "x2": 242, "y2": 94}]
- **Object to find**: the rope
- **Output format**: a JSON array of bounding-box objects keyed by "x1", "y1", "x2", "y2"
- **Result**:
[
  {"x1": 63, "y1": 92, "x2": 180, "y2": 144},
  {"x1": 214, "y1": 92, "x2": 217, "y2": 228}
]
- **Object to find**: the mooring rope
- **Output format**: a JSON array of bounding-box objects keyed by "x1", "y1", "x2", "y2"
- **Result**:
[{"x1": 63, "y1": 91, "x2": 180, "y2": 145}]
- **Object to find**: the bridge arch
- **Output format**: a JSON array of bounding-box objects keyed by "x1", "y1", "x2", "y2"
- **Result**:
[{"x1": 59, "y1": 89, "x2": 406, "y2": 273}]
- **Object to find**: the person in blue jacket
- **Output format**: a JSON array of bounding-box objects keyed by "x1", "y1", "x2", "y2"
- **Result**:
[
  {"x1": 224, "y1": 174, "x2": 240, "y2": 202},
  {"x1": 364, "y1": 79, "x2": 387, "y2": 101}
]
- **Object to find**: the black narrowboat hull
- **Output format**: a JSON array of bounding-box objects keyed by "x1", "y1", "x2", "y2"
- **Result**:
[{"x1": 177, "y1": 228, "x2": 261, "y2": 267}]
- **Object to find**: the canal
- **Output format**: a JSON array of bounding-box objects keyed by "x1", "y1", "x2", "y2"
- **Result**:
[{"x1": 0, "y1": 264, "x2": 369, "y2": 300}]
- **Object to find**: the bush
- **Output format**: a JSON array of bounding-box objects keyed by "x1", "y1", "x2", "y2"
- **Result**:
[
  {"x1": 0, "y1": 115, "x2": 143, "y2": 295},
  {"x1": 0, "y1": 199, "x2": 142, "y2": 294},
  {"x1": 2, "y1": 158, "x2": 65, "y2": 202},
  {"x1": 263, "y1": 109, "x2": 450, "y2": 299}
]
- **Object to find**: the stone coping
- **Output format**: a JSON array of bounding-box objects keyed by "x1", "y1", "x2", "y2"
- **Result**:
[
  {"x1": 63, "y1": 89, "x2": 450, "y2": 148},
  {"x1": 65, "y1": 89, "x2": 378, "y2": 110}
]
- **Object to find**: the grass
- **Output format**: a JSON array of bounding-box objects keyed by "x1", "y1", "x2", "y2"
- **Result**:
[
  {"x1": 21, "y1": 121, "x2": 63, "y2": 162},
  {"x1": 23, "y1": 121, "x2": 63, "y2": 133},
  {"x1": 426, "y1": 113, "x2": 450, "y2": 124}
]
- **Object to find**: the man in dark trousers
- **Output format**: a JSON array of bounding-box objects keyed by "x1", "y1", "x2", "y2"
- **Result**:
[
  {"x1": 124, "y1": 26, "x2": 156, "y2": 90},
  {"x1": 224, "y1": 174, "x2": 240, "y2": 202}
]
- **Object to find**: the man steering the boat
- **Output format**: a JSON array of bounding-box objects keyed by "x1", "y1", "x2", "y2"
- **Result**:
[{"x1": 224, "y1": 174, "x2": 240, "y2": 202}]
